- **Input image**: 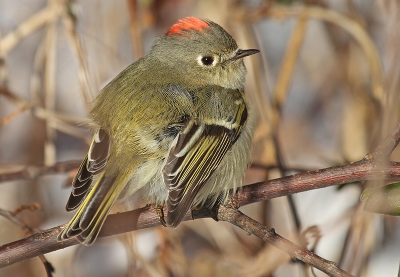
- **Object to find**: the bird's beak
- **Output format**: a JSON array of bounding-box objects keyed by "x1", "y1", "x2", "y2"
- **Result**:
[{"x1": 231, "y1": 49, "x2": 260, "y2": 60}]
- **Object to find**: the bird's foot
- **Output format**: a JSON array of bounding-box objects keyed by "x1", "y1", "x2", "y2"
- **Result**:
[{"x1": 156, "y1": 204, "x2": 167, "y2": 227}]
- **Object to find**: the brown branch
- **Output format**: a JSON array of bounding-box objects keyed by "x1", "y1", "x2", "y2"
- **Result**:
[
  {"x1": 0, "y1": 104, "x2": 31, "y2": 126},
  {"x1": 236, "y1": 158, "x2": 400, "y2": 207},
  {"x1": 1, "y1": 160, "x2": 400, "y2": 270},
  {"x1": 0, "y1": 86, "x2": 90, "y2": 142},
  {"x1": 0, "y1": 208, "x2": 36, "y2": 235},
  {"x1": 13, "y1": 203, "x2": 42, "y2": 215},
  {"x1": 371, "y1": 120, "x2": 400, "y2": 159},
  {"x1": 0, "y1": 206, "x2": 54, "y2": 276},
  {"x1": 218, "y1": 205, "x2": 354, "y2": 277},
  {"x1": 252, "y1": 5, "x2": 384, "y2": 100},
  {"x1": 126, "y1": 0, "x2": 144, "y2": 60},
  {"x1": 0, "y1": 161, "x2": 81, "y2": 183},
  {"x1": 62, "y1": 2, "x2": 94, "y2": 109},
  {"x1": 234, "y1": 121, "x2": 400, "y2": 207},
  {"x1": 1, "y1": 121, "x2": 400, "y2": 273},
  {"x1": 0, "y1": 4, "x2": 61, "y2": 56}
]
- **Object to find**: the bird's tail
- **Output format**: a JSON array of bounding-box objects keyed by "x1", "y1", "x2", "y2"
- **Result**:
[{"x1": 58, "y1": 172, "x2": 129, "y2": 245}]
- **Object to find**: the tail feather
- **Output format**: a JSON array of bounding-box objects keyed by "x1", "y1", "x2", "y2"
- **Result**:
[
  {"x1": 59, "y1": 172, "x2": 129, "y2": 245},
  {"x1": 79, "y1": 175, "x2": 117, "y2": 230},
  {"x1": 79, "y1": 192, "x2": 118, "y2": 245}
]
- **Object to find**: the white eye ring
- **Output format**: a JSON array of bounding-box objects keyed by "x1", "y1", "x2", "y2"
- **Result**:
[{"x1": 197, "y1": 55, "x2": 217, "y2": 66}]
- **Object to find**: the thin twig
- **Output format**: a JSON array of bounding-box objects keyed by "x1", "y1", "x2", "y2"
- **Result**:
[
  {"x1": 0, "y1": 208, "x2": 35, "y2": 234},
  {"x1": 253, "y1": 5, "x2": 384, "y2": 101},
  {"x1": 42, "y1": 6, "x2": 58, "y2": 166},
  {"x1": 126, "y1": 0, "x2": 144, "y2": 60},
  {"x1": 273, "y1": 11, "x2": 308, "y2": 110},
  {"x1": 62, "y1": 2, "x2": 94, "y2": 109},
  {"x1": 0, "y1": 86, "x2": 91, "y2": 143},
  {"x1": 217, "y1": 205, "x2": 354, "y2": 277},
  {"x1": 371, "y1": 120, "x2": 400, "y2": 160},
  {"x1": 0, "y1": 104, "x2": 31, "y2": 126},
  {"x1": 13, "y1": 203, "x2": 42, "y2": 215},
  {"x1": 0, "y1": 4, "x2": 61, "y2": 56},
  {"x1": 269, "y1": 12, "x2": 309, "y2": 260},
  {"x1": 0, "y1": 160, "x2": 81, "y2": 183},
  {"x1": 0, "y1": 206, "x2": 54, "y2": 277}
]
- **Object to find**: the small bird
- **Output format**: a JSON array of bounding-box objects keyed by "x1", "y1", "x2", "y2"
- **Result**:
[{"x1": 58, "y1": 17, "x2": 258, "y2": 245}]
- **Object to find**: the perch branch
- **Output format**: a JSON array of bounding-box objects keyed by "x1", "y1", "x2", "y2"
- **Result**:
[
  {"x1": 1, "y1": 121, "x2": 400, "y2": 275},
  {"x1": 218, "y1": 205, "x2": 354, "y2": 277}
]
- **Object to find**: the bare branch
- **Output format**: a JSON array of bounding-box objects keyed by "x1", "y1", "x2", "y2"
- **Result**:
[
  {"x1": 0, "y1": 206, "x2": 54, "y2": 276},
  {"x1": 1, "y1": 159, "x2": 400, "y2": 269},
  {"x1": 217, "y1": 205, "x2": 354, "y2": 277},
  {"x1": 0, "y1": 161, "x2": 81, "y2": 183},
  {"x1": 236, "y1": 159, "x2": 400, "y2": 207},
  {"x1": 1, "y1": 120, "x2": 399, "y2": 274},
  {"x1": 371, "y1": 121, "x2": 400, "y2": 160}
]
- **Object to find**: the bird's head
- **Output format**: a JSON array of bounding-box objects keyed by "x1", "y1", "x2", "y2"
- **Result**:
[{"x1": 150, "y1": 17, "x2": 259, "y2": 90}]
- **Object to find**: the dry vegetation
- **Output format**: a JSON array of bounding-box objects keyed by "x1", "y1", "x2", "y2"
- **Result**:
[{"x1": 1, "y1": 0, "x2": 400, "y2": 276}]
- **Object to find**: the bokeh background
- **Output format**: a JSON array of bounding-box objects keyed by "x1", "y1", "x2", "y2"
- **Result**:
[{"x1": 1, "y1": 0, "x2": 400, "y2": 276}]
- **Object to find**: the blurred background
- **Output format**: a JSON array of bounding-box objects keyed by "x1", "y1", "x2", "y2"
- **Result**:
[{"x1": 1, "y1": 0, "x2": 400, "y2": 276}]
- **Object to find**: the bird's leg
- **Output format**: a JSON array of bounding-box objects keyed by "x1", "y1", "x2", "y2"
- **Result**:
[
  {"x1": 209, "y1": 194, "x2": 239, "y2": 222},
  {"x1": 190, "y1": 194, "x2": 226, "y2": 222},
  {"x1": 156, "y1": 204, "x2": 167, "y2": 227},
  {"x1": 190, "y1": 206, "x2": 201, "y2": 221}
]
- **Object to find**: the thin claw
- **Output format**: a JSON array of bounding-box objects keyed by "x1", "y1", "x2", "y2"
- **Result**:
[{"x1": 156, "y1": 204, "x2": 167, "y2": 227}]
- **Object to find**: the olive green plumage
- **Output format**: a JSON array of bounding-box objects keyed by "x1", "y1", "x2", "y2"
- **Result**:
[{"x1": 59, "y1": 17, "x2": 258, "y2": 245}]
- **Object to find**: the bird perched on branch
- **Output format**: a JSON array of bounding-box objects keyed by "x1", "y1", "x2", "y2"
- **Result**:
[{"x1": 59, "y1": 17, "x2": 258, "y2": 245}]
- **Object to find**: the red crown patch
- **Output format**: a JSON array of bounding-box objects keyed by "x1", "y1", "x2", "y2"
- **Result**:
[{"x1": 167, "y1": 17, "x2": 209, "y2": 36}]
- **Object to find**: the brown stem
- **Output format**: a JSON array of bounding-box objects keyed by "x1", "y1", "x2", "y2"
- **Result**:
[
  {"x1": 236, "y1": 158, "x2": 400, "y2": 207},
  {"x1": 217, "y1": 205, "x2": 354, "y2": 277},
  {"x1": 0, "y1": 161, "x2": 81, "y2": 182},
  {"x1": 0, "y1": 207, "x2": 54, "y2": 276},
  {"x1": 1, "y1": 160, "x2": 400, "y2": 269},
  {"x1": 1, "y1": 121, "x2": 400, "y2": 273}
]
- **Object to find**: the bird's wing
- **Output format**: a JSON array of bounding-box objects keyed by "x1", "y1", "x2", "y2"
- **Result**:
[
  {"x1": 66, "y1": 128, "x2": 110, "y2": 211},
  {"x1": 163, "y1": 102, "x2": 247, "y2": 227}
]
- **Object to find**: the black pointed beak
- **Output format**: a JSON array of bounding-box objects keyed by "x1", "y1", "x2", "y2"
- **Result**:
[{"x1": 231, "y1": 49, "x2": 260, "y2": 60}]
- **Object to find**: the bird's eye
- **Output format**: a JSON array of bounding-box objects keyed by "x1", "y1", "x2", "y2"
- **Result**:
[{"x1": 201, "y1": 56, "x2": 214, "y2": 66}]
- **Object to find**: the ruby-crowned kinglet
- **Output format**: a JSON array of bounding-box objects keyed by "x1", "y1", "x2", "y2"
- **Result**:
[{"x1": 59, "y1": 17, "x2": 258, "y2": 245}]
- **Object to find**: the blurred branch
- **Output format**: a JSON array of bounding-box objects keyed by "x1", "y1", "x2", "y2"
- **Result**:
[
  {"x1": 62, "y1": 1, "x2": 94, "y2": 109},
  {"x1": 252, "y1": 5, "x2": 384, "y2": 101},
  {"x1": 0, "y1": 4, "x2": 61, "y2": 56},
  {"x1": 0, "y1": 86, "x2": 91, "y2": 143},
  {"x1": 273, "y1": 11, "x2": 307, "y2": 113},
  {"x1": 371, "y1": 120, "x2": 400, "y2": 161},
  {"x1": 0, "y1": 160, "x2": 81, "y2": 183},
  {"x1": 0, "y1": 205, "x2": 54, "y2": 277},
  {"x1": 0, "y1": 104, "x2": 30, "y2": 126},
  {"x1": 0, "y1": 207, "x2": 36, "y2": 235},
  {"x1": 126, "y1": 0, "x2": 144, "y2": 59},
  {"x1": 269, "y1": 10, "x2": 309, "y2": 264},
  {"x1": 42, "y1": 6, "x2": 58, "y2": 166}
]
